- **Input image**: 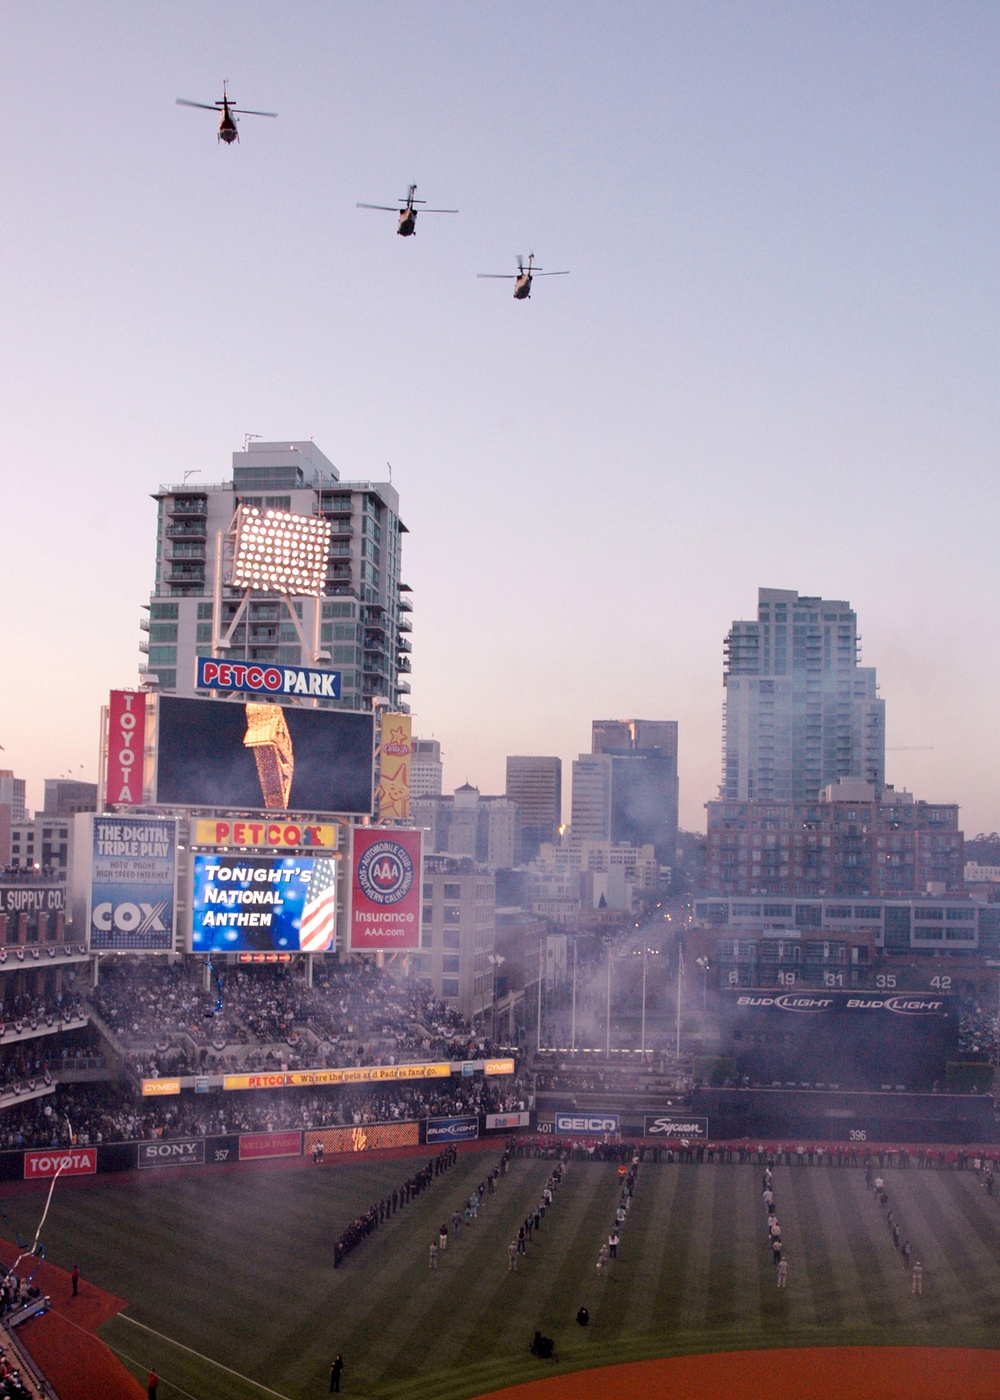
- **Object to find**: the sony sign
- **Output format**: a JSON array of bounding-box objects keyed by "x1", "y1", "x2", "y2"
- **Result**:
[
  {"x1": 138, "y1": 1139, "x2": 206, "y2": 1169},
  {"x1": 554, "y1": 1112, "x2": 620, "y2": 1135}
]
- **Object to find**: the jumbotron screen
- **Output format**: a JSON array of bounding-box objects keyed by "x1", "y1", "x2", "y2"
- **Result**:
[
  {"x1": 155, "y1": 697, "x2": 374, "y2": 815},
  {"x1": 191, "y1": 853, "x2": 337, "y2": 953},
  {"x1": 717, "y1": 988, "x2": 959, "y2": 1090}
]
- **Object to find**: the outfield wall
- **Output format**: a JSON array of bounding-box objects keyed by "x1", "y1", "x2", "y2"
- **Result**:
[
  {"x1": 689, "y1": 1088, "x2": 998, "y2": 1145},
  {"x1": 0, "y1": 1112, "x2": 533, "y2": 1184}
]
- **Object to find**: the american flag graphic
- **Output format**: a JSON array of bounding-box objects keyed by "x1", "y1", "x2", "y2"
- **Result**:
[{"x1": 298, "y1": 859, "x2": 337, "y2": 952}]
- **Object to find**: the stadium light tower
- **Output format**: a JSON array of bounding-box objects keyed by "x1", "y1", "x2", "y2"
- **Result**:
[{"x1": 212, "y1": 505, "x2": 333, "y2": 669}]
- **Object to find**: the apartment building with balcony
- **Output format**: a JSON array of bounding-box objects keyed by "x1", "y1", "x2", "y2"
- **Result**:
[{"x1": 142, "y1": 440, "x2": 411, "y2": 711}]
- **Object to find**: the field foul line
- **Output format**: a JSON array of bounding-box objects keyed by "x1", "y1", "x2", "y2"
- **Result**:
[
  {"x1": 102, "y1": 1342, "x2": 201, "y2": 1400},
  {"x1": 50, "y1": 1312, "x2": 203, "y2": 1400},
  {"x1": 118, "y1": 1313, "x2": 293, "y2": 1398}
]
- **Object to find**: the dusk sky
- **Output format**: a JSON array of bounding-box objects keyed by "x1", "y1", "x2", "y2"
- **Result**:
[{"x1": 3, "y1": 2, "x2": 998, "y2": 833}]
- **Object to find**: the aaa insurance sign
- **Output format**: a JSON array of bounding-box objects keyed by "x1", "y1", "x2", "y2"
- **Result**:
[{"x1": 349, "y1": 827, "x2": 421, "y2": 951}]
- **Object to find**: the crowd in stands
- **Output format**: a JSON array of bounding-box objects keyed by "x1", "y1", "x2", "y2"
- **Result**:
[
  {"x1": 0, "y1": 1064, "x2": 530, "y2": 1151},
  {"x1": 958, "y1": 996, "x2": 998, "y2": 1061},
  {"x1": 90, "y1": 959, "x2": 507, "y2": 1079}
]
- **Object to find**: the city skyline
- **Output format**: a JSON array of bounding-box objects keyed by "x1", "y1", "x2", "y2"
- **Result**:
[{"x1": 2, "y1": 4, "x2": 997, "y2": 832}]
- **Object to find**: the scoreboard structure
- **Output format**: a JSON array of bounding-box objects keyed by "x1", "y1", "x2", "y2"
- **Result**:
[{"x1": 718, "y1": 987, "x2": 959, "y2": 1091}]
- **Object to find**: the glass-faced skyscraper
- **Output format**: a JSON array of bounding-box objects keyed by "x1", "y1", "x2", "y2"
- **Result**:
[{"x1": 721, "y1": 588, "x2": 884, "y2": 801}]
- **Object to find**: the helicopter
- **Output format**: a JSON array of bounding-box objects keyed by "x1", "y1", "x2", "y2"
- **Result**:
[
  {"x1": 356, "y1": 184, "x2": 458, "y2": 237},
  {"x1": 477, "y1": 253, "x2": 569, "y2": 300},
  {"x1": 175, "y1": 83, "x2": 277, "y2": 144}
]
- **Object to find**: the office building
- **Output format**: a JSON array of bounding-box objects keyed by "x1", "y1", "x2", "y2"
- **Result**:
[
  {"x1": 413, "y1": 860, "x2": 496, "y2": 1020},
  {"x1": 589, "y1": 719, "x2": 679, "y2": 865},
  {"x1": 142, "y1": 440, "x2": 411, "y2": 711},
  {"x1": 410, "y1": 739, "x2": 443, "y2": 798},
  {"x1": 10, "y1": 816, "x2": 74, "y2": 877},
  {"x1": 570, "y1": 753, "x2": 613, "y2": 841},
  {"x1": 42, "y1": 780, "x2": 97, "y2": 817},
  {"x1": 0, "y1": 773, "x2": 27, "y2": 866},
  {"x1": 505, "y1": 756, "x2": 562, "y2": 863},
  {"x1": 705, "y1": 781, "x2": 963, "y2": 899},
  {"x1": 722, "y1": 588, "x2": 884, "y2": 801},
  {"x1": 411, "y1": 786, "x2": 518, "y2": 870}
]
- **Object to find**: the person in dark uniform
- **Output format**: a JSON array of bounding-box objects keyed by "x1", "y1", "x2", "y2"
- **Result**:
[
  {"x1": 576, "y1": 1305, "x2": 589, "y2": 1326},
  {"x1": 330, "y1": 1354, "x2": 344, "y2": 1392},
  {"x1": 147, "y1": 1371, "x2": 159, "y2": 1400},
  {"x1": 71, "y1": 1265, "x2": 79, "y2": 1297}
]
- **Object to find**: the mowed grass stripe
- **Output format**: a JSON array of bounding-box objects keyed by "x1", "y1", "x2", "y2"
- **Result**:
[
  {"x1": 806, "y1": 1164, "x2": 885, "y2": 1327},
  {"x1": 331, "y1": 1158, "x2": 554, "y2": 1392},
  {"x1": 616, "y1": 1160, "x2": 681, "y2": 1335},
  {"x1": 899, "y1": 1171, "x2": 1000, "y2": 1331},
  {"x1": 704, "y1": 1166, "x2": 743, "y2": 1329},
  {"x1": 535, "y1": 1162, "x2": 622, "y2": 1335},
  {"x1": 649, "y1": 1166, "x2": 709, "y2": 1331},
  {"x1": 674, "y1": 1167, "x2": 719, "y2": 1334}
]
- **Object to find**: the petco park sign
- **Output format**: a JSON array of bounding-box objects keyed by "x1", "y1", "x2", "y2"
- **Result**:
[
  {"x1": 24, "y1": 1149, "x2": 96, "y2": 1179},
  {"x1": 196, "y1": 658, "x2": 340, "y2": 700}
]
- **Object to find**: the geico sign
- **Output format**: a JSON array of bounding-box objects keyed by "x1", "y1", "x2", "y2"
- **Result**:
[
  {"x1": 555, "y1": 1114, "x2": 619, "y2": 1134},
  {"x1": 24, "y1": 1149, "x2": 96, "y2": 1179},
  {"x1": 92, "y1": 902, "x2": 168, "y2": 934},
  {"x1": 138, "y1": 1140, "x2": 205, "y2": 1168}
]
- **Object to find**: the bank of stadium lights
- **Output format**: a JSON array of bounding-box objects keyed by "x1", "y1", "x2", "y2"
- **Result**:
[{"x1": 230, "y1": 507, "x2": 331, "y2": 595}]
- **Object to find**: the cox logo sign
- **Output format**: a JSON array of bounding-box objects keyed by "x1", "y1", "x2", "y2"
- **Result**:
[
  {"x1": 92, "y1": 901, "x2": 168, "y2": 936},
  {"x1": 554, "y1": 1113, "x2": 620, "y2": 1135},
  {"x1": 357, "y1": 840, "x2": 415, "y2": 906}
]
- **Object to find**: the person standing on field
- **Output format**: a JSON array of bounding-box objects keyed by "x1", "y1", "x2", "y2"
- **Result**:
[
  {"x1": 912, "y1": 1261, "x2": 923, "y2": 1294},
  {"x1": 429, "y1": 1242, "x2": 438, "y2": 1270},
  {"x1": 777, "y1": 1258, "x2": 788, "y2": 1288}
]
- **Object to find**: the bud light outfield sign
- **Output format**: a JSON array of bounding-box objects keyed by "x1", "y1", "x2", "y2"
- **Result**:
[
  {"x1": 197, "y1": 657, "x2": 340, "y2": 700},
  {"x1": 425, "y1": 1116, "x2": 479, "y2": 1143},
  {"x1": 349, "y1": 827, "x2": 422, "y2": 951}
]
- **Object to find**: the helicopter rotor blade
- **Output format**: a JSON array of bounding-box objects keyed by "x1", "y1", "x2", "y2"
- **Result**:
[
  {"x1": 477, "y1": 274, "x2": 516, "y2": 280},
  {"x1": 533, "y1": 271, "x2": 570, "y2": 276},
  {"x1": 176, "y1": 99, "x2": 222, "y2": 111},
  {"x1": 357, "y1": 204, "x2": 401, "y2": 212},
  {"x1": 231, "y1": 108, "x2": 278, "y2": 118},
  {"x1": 421, "y1": 208, "x2": 459, "y2": 214}
]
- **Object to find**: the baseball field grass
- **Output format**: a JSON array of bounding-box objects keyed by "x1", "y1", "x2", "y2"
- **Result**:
[{"x1": 2, "y1": 1148, "x2": 1000, "y2": 1398}]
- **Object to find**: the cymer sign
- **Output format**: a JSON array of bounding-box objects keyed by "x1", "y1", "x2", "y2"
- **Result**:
[{"x1": 156, "y1": 697, "x2": 373, "y2": 815}]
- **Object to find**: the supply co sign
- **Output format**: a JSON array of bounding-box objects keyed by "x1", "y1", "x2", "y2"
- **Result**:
[
  {"x1": 24, "y1": 1149, "x2": 96, "y2": 1179},
  {"x1": 138, "y1": 1139, "x2": 206, "y2": 1168},
  {"x1": 105, "y1": 690, "x2": 146, "y2": 806},
  {"x1": 348, "y1": 827, "x2": 422, "y2": 951}
]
